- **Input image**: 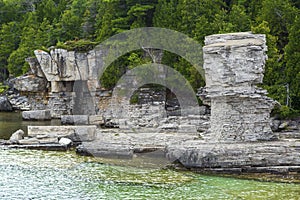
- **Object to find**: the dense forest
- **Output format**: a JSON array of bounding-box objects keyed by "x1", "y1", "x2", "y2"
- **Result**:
[{"x1": 0, "y1": 0, "x2": 299, "y2": 113}]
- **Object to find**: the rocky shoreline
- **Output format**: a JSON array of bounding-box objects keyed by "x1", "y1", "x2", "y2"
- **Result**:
[
  {"x1": 1, "y1": 32, "x2": 300, "y2": 179},
  {"x1": 1, "y1": 116, "x2": 300, "y2": 179}
]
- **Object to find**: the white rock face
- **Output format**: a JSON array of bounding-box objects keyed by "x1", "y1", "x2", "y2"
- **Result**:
[
  {"x1": 32, "y1": 47, "x2": 106, "y2": 118},
  {"x1": 200, "y1": 32, "x2": 277, "y2": 142},
  {"x1": 34, "y1": 48, "x2": 102, "y2": 92}
]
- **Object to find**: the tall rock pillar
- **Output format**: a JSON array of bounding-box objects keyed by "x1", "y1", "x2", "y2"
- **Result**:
[{"x1": 200, "y1": 32, "x2": 277, "y2": 142}]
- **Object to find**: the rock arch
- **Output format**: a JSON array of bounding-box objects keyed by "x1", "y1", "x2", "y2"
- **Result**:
[{"x1": 110, "y1": 63, "x2": 199, "y2": 121}]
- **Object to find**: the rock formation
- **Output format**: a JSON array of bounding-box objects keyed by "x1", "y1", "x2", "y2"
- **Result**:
[
  {"x1": 12, "y1": 75, "x2": 47, "y2": 92},
  {"x1": 22, "y1": 48, "x2": 106, "y2": 118},
  {"x1": 199, "y1": 32, "x2": 277, "y2": 142}
]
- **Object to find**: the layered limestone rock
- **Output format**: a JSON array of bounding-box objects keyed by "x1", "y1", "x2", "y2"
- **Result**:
[
  {"x1": 12, "y1": 75, "x2": 47, "y2": 92},
  {"x1": 34, "y1": 48, "x2": 104, "y2": 92},
  {"x1": 199, "y1": 32, "x2": 277, "y2": 142},
  {"x1": 26, "y1": 47, "x2": 107, "y2": 117}
]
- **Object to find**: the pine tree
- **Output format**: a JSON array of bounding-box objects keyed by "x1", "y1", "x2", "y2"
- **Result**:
[
  {"x1": 0, "y1": 22, "x2": 21, "y2": 79},
  {"x1": 284, "y1": 16, "x2": 300, "y2": 109},
  {"x1": 153, "y1": 0, "x2": 180, "y2": 30},
  {"x1": 251, "y1": 21, "x2": 286, "y2": 106},
  {"x1": 258, "y1": 0, "x2": 298, "y2": 50},
  {"x1": 59, "y1": 0, "x2": 88, "y2": 41}
]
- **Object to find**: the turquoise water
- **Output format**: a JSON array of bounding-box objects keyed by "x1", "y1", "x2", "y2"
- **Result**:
[
  {"x1": 0, "y1": 112, "x2": 300, "y2": 199},
  {"x1": 0, "y1": 148, "x2": 299, "y2": 200}
]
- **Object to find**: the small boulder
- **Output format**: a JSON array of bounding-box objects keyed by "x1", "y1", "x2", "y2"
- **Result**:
[
  {"x1": 9, "y1": 129, "x2": 25, "y2": 143},
  {"x1": 59, "y1": 138, "x2": 72, "y2": 146},
  {"x1": 279, "y1": 121, "x2": 290, "y2": 130},
  {"x1": 0, "y1": 96, "x2": 13, "y2": 111},
  {"x1": 270, "y1": 119, "x2": 281, "y2": 132}
]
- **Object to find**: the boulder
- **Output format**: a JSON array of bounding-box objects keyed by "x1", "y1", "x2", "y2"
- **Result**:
[
  {"x1": 0, "y1": 96, "x2": 13, "y2": 111},
  {"x1": 59, "y1": 137, "x2": 73, "y2": 146},
  {"x1": 18, "y1": 137, "x2": 40, "y2": 145},
  {"x1": 270, "y1": 119, "x2": 281, "y2": 132},
  {"x1": 22, "y1": 110, "x2": 51, "y2": 120},
  {"x1": 279, "y1": 121, "x2": 290, "y2": 130},
  {"x1": 12, "y1": 75, "x2": 47, "y2": 92},
  {"x1": 9, "y1": 129, "x2": 24, "y2": 143}
]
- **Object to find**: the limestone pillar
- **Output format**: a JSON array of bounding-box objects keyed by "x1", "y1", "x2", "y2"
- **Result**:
[{"x1": 201, "y1": 32, "x2": 277, "y2": 142}]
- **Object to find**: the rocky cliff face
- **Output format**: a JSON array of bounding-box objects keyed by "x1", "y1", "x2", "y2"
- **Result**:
[
  {"x1": 34, "y1": 48, "x2": 104, "y2": 92},
  {"x1": 13, "y1": 47, "x2": 108, "y2": 117}
]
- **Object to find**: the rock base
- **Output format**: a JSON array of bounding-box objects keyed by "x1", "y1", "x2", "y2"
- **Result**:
[{"x1": 166, "y1": 140, "x2": 300, "y2": 170}]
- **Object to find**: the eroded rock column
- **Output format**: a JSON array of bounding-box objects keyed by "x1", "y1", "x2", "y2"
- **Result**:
[{"x1": 201, "y1": 32, "x2": 277, "y2": 142}]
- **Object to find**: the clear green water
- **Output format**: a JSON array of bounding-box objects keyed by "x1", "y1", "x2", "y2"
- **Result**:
[
  {"x1": 0, "y1": 112, "x2": 300, "y2": 199},
  {"x1": 0, "y1": 148, "x2": 299, "y2": 200}
]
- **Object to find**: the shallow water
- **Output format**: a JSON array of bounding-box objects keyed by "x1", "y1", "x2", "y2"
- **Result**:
[
  {"x1": 0, "y1": 112, "x2": 299, "y2": 199},
  {"x1": 0, "y1": 112, "x2": 60, "y2": 139},
  {"x1": 0, "y1": 148, "x2": 299, "y2": 200}
]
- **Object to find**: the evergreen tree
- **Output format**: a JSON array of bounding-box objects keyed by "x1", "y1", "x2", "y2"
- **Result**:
[
  {"x1": 95, "y1": 1, "x2": 116, "y2": 42},
  {"x1": 0, "y1": 22, "x2": 21, "y2": 79},
  {"x1": 258, "y1": 0, "x2": 298, "y2": 50},
  {"x1": 227, "y1": 4, "x2": 250, "y2": 32},
  {"x1": 59, "y1": 0, "x2": 87, "y2": 41},
  {"x1": 7, "y1": 12, "x2": 52, "y2": 76},
  {"x1": 0, "y1": 0, "x2": 299, "y2": 114},
  {"x1": 153, "y1": 0, "x2": 180, "y2": 30},
  {"x1": 284, "y1": 16, "x2": 300, "y2": 109},
  {"x1": 252, "y1": 21, "x2": 286, "y2": 106}
]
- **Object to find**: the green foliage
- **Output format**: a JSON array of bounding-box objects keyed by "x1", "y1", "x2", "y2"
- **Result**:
[
  {"x1": 272, "y1": 105, "x2": 299, "y2": 119},
  {"x1": 284, "y1": 16, "x2": 300, "y2": 109},
  {"x1": 55, "y1": 39, "x2": 99, "y2": 52},
  {"x1": 7, "y1": 46, "x2": 31, "y2": 76},
  {"x1": 130, "y1": 92, "x2": 139, "y2": 104},
  {"x1": 258, "y1": 0, "x2": 298, "y2": 49},
  {"x1": 0, "y1": 0, "x2": 298, "y2": 114},
  {"x1": 127, "y1": 52, "x2": 151, "y2": 70},
  {"x1": 0, "y1": 22, "x2": 21, "y2": 69},
  {"x1": 0, "y1": 82, "x2": 8, "y2": 94}
]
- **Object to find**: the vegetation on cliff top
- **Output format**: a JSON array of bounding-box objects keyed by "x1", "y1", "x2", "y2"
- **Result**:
[{"x1": 0, "y1": 0, "x2": 299, "y2": 111}]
